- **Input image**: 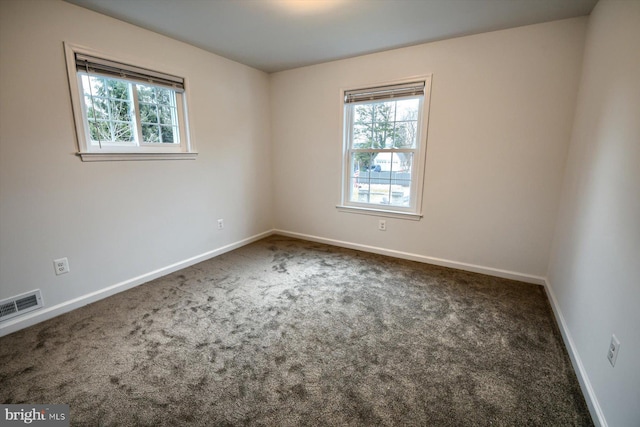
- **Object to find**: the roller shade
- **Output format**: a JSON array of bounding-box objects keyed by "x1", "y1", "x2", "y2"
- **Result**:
[
  {"x1": 75, "y1": 53, "x2": 184, "y2": 92},
  {"x1": 344, "y1": 81, "x2": 424, "y2": 103}
]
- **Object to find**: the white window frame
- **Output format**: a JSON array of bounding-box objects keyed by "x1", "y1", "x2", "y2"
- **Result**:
[
  {"x1": 337, "y1": 76, "x2": 432, "y2": 220},
  {"x1": 64, "y1": 42, "x2": 197, "y2": 162}
]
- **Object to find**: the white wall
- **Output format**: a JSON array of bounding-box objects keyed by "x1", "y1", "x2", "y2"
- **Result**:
[
  {"x1": 547, "y1": 1, "x2": 640, "y2": 426},
  {"x1": 270, "y1": 18, "x2": 587, "y2": 279},
  {"x1": 0, "y1": 0, "x2": 272, "y2": 331}
]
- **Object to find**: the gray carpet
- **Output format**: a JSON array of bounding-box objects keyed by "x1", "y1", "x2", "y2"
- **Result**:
[{"x1": 0, "y1": 235, "x2": 592, "y2": 426}]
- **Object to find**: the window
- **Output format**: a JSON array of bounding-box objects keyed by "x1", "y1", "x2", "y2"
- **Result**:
[
  {"x1": 64, "y1": 43, "x2": 196, "y2": 161},
  {"x1": 339, "y1": 77, "x2": 431, "y2": 219}
]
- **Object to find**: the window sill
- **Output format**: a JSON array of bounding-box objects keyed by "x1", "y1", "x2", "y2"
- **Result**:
[
  {"x1": 77, "y1": 152, "x2": 198, "y2": 162},
  {"x1": 336, "y1": 205, "x2": 422, "y2": 221}
]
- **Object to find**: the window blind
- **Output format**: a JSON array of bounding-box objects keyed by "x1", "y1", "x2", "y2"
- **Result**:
[
  {"x1": 344, "y1": 81, "x2": 424, "y2": 104},
  {"x1": 75, "y1": 53, "x2": 184, "y2": 92}
]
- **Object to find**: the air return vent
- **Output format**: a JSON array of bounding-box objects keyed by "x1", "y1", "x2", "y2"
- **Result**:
[{"x1": 0, "y1": 290, "x2": 43, "y2": 322}]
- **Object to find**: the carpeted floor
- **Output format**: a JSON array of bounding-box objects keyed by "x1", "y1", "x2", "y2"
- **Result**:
[{"x1": 0, "y1": 235, "x2": 592, "y2": 426}]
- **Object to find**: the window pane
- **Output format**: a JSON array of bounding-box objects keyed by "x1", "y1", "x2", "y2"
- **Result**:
[
  {"x1": 139, "y1": 103, "x2": 158, "y2": 124},
  {"x1": 158, "y1": 106, "x2": 174, "y2": 125},
  {"x1": 142, "y1": 124, "x2": 160, "y2": 143},
  {"x1": 392, "y1": 99, "x2": 419, "y2": 148},
  {"x1": 112, "y1": 121, "x2": 134, "y2": 142},
  {"x1": 83, "y1": 96, "x2": 107, "y2": 120},
  {"x1": 375, "y1": 101, "x2": 396, "y2": 149},
  {"x1": 82, "y1": 75, "x2": 107, "y2": 97},
  {"x1": 155, "y1": 87, "x2": 172, "y2": 104},
  {"x1": 106, "y1": 79, "x2": 130, "y2": 100},
  {"x1": 108, "y1": 100, "x2": 132, "y2": 122},
  {"x1": 352, "y1": 123, "x2": 370, "y2": 148},
  {"x1": 88, "y1": 120, "x2": 110, "y2": 142},
  {"x1": 395, "y1": 98, "x2": 419, "y2": 115},
  {"x1": 353, "y1": 104, "x2": 370, "y2": 125},
  {"x1": 394, "y1": 120, "x2": 419, "y2": 148},
  {"x1": 160, "y1": 125, "x2": 175, "y2": 143},
  {"x1": 350, "y1": 154, "x2": 369, "y2": 203},
  {"x1": 353, "y1": 152, "x2": 375, "y2": 172},
  {"x1": 394, "y1": 152, "x2": 413, "y2": 173},
  {"x1": 81, "y1": 75, "x2": 94, "y2": 95},
  {"x1": 354, "y1": 102, "x2": 392, "y2": 149},
  {"x1": 137, "y1": 85, "x2": 155, "y2": 103}
]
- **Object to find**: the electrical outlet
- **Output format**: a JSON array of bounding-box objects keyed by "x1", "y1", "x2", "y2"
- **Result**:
[
  {"x1": 53, "y1": 257, "x2": 70, "y2": 275},
  {"x1": 607, "y1": 334, "x2": 620, "y2": 367},
  {"x1": 217, "y1": 219, "x2": 224, "y2": 230},
  {"x1": 378, "y1": 219, "x2": 386, "y2": 231}
]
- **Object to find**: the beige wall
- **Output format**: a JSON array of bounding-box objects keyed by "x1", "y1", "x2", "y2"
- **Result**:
[
  {"x1": 0, "y1": 0, "x2": 273, "y2": 329},
  {"x1": 547, "y1": 1, "x2": 640, "y2": 426},
  {"x1": 270, "y1": 18, "x2": 587, "y2": 279}
]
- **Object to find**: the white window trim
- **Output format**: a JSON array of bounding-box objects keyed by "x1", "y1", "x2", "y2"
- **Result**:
[
  {"x1": 335, "y1": 205, "x2": 423, "y2": 221},
  {"x1": 337, "y1": 75, "x2": 432, "y2": 219},
  {"x1": 63, "y1": 42, "x2": 197, "y2": 162}
]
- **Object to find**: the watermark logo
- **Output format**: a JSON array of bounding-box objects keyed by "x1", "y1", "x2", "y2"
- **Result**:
[{"x1": 1, "y1": 405, "x2": 69, "y2": 426}]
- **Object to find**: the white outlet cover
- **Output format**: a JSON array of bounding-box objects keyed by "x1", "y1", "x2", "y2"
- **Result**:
[
  {"x1": 607, "y1": 334, "x2": 620, "y2": 367},
  {"x1": 53, "y1": 258, "x2": 70, "y2": 275}
]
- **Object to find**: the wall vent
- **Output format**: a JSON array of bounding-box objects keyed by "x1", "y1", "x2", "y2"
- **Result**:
[{"x1": 0, "y1": 290, "x2": 44, "y2": 322}]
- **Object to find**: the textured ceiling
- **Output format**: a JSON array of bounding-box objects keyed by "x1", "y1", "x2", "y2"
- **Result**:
[{"x1": 64, "y1": 0, "x2": 597, "y2": 73}]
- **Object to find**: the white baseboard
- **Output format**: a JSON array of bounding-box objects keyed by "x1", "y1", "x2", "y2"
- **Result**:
[
  {"x1": 273, "y1": 229, "x2": 546, "y2": 285},
  {"x1": 543, "y1": 278, "x2": 606, "y2": 427},
  {"x1": 0, "y1": 230, "x2": 274, "y2": 338}
]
